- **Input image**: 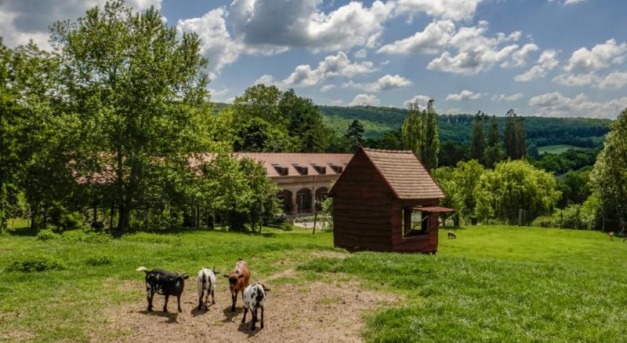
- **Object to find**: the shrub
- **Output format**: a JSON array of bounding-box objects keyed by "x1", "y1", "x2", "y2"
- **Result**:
[
  {"x1": 36, "y1": 229, "x2": 61, "y2": 241},
  {"x1": 531, "y1": 216, "x2": 555, "y2": 228},
  {"x1": 5, "y1": 256, "x2": 66, "y2": 273},
  {"x1": 85, "y1": 255, "x2": 112, "y2": 266},
  {"x1": 62, "y1": 230, "x2": 111, "y2": 243},
  {"x1": 279, "y1": 221, "x2": 293, "y2": 231}
]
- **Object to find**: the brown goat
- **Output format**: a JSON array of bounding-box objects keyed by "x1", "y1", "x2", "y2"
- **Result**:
[{"x1": 224, "y1": 259, "x2": 250, "y2": 312}]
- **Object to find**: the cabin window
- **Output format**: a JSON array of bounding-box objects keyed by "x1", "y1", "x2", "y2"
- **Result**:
[{"x1": 402, "y1": 208, "x2": 429, "y2": 237}]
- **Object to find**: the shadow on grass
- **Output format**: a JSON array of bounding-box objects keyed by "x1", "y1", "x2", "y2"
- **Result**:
[
  {"x1": 138, "y1": 310, "x2": 179, "y2": 323},
  {"x1": 191, "y1": 302, "x2": 217, "y2": 317},
  {"x1": 238, "y1": 320, "x2": 262, "y2": 337},
  {"x1": 6, "y1": 226, "x2": 39, "y2": 237},
  {"x1": 222, "y1": 306, "x2": 243, "y2": 323}
]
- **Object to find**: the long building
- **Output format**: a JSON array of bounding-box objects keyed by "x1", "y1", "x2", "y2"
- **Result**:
[{"x1": 234, "y1": 153, "x2": 353, "y2": 216}]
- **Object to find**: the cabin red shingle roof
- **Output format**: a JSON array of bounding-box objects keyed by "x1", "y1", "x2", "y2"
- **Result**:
[{"x1": 361, "y1": 148, "x2": 445, "y2": 200}]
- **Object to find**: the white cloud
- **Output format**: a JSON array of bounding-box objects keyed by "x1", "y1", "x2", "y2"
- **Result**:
[
  {"x1": 515, "y1": 49, "x2": 559, "y2": 82},
  {"x1": 379, "y1": 20, "x2": 530, "y2": 75},
  {"x1": 549, "y1": 0, "x2": 587, "y2": 5},
  {"x1": 282, "y1": 52, "x2": 376, "y2": 87},
  {"x1": 501, "y1": 43, "x2": 539, "y2": 68},
  {"x1": 394, "y1": 0, "x2": 483, "y2": 21},
  {"x1": 404, "y1": 94, "x2": 432, "y2": 108},
  {"x1": 321, "y1": 84, "x2": 337, "y2": 92},
  {"x1": 254, "y1": 74, "x2": 280, "y2": 87},
  {"x1": 377, "y1": 20, "x2": 456, "y2": 55},
  {"x1": 230, "y1": 0, "x2": 394, "y2": 51},
  {"x1": 492, "y1": 93, "x2": 524, "y2": 102},
  {"x1": 529, "y1": 92, "x2": 627, "y2": 118},
  {"x1": 446, "y1": 90, "x2": 482, "y2": 101},
  {"x1": 563, "y1": 39, "x2": 627, "y2": 73},
  {"x1": 343, "y1": 74, "x2": 412, "y2": 92},
  {"x1": 598, "y1": 71, "x2": 627, "y2": 89},
  {"x1": 354, "y1": 49, "x2": 368, "y2": 59},
  {"x1": 349, "y1": 94, "x2": 380, "y2": 106},
  {"x1": 177, "y1": 8, "x2": 241, "y2": 77},
  {"x1": 0, "y1": 0, "x2": 163, "y2": 48}
]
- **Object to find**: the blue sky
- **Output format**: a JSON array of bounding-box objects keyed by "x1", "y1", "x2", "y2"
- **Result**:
[{"x1": 1, "y1": 0, "x2": 626, "y2": 118}]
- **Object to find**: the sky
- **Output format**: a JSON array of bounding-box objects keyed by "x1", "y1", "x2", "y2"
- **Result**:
[{"x1": 1, "y1": 0, "x2": 626, "y2": 118}]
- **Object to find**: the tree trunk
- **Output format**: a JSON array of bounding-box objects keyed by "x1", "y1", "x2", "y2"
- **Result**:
[{"x1": 118, "y1": 204, "x2": 130, "y2": 231}]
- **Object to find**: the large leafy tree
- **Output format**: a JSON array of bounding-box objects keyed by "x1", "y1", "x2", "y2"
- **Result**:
[
  {"x1": 50, "y1": 0, "x2": 213, "y2": 230},
  {"x1": 475, "y1": 160, "x2": 560, "y2": 224},
  {"x1": 589, "y1": 108, "x2": 627, "y2": 231},
  {"x1": 401, "y1": 101, "x2": 423, "y2": 159},
  {"x1": 433, "y1": 160, "x2": 485, "y2": 223}
]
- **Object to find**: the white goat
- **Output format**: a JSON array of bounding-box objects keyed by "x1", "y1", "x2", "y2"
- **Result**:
[
  {"x1": 197, "y1": 267, "x2": 218, "y2": 311},
  {"x1": 242, "y1": 282, "x2": 269, "y2": 331}
]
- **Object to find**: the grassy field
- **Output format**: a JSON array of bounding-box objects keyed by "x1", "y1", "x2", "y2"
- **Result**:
[
  {"x1": 1, "y1": 226, "x2": 626, "y2": 342},
  {"x1": 537, "y1": 144, "x2": 585, "y2": 155}
]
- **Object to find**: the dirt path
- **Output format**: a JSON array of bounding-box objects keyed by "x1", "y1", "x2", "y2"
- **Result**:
[{"x1": 93, "y1": 271, "x2": 398, "y2": 343}]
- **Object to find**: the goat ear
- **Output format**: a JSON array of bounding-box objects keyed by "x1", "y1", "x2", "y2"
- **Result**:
[
  {"x1": 238, "y1": 274, "x2": 245, "y2": 279},
  {"x1": 262, "y1": 284, "x2": 270, "y2": 292},
  {"x1": 182, "y1": 274, "x2": 189, "y2": 280}
]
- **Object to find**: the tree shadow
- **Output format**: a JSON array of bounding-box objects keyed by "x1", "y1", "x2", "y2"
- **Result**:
[{"x1": 137, "y1": 310, "x2": 179, "y2": 323}]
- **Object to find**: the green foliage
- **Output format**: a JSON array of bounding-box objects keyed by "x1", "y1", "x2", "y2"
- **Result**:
[
  {"x1": 534, "y1": 148, "x2": 597, "y2": 174},
  {"x1": 469, "y1": 111, "x2": 486, "y2": 162},
  {"x1": 401, "y1": 102, "x2": 423, "y2": 159},
  {"x1": 433, "y1": 160, "x2": 485, "y2": 222},
  {"x1": 504, "y1": 109, "x2": 526, "y2": 160},
  {"x1": 475, "y1": 160, "x2": 561, "y2": 224},
  {"x1": 345, "y1": 119, "x2": 365, "y2": 152},
  {"x1": 231, "y1": 85, "x2": 330, "y2": 153},
  {"x1": 422, "y1": 100, "x2": 439, "y2": 172},
  {"x1": 50, "y1": 0, "x2": 214, "y2": 230},
  {"x1": 36, "y1": 229, "x2": 61, "y2": 241},
  {"x1": 5, "y1": 256, "x2": 66, "y2": 273},
  {"x1": 84, "y1": 255, "x2": 113, "y2": 266}
]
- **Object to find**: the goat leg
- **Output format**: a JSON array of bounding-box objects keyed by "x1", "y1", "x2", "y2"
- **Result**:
[
  {"x1": 260, "y1": 306, "x2": 264, "y2": 329},
  {"x1": 211, "y1": 289, "x2": 215, "y2": 304},
  {"x1": 146, "y1": 290, "x2": 154, "y2": 312},
  {"x1": 177, "y1": 294, "x2": 182, "y2": 313},
  {"x1": 241, "y1": 306, "x2": 248, "y2": 323},
  {"x1": 251, "y1": 307, "x2": 257, "y2": 331},
  {"x1": 231, "y1": 292, "x2": 237, "y2": 312},
  {"x1": 163, "y1": 294, "x2": 169, "y2": 313}
]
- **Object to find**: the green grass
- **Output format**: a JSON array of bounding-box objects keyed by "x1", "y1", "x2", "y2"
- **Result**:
[
  {"x1": 537, "y1": 144, "x2": 586, "y2": 154},
  {"x1": 1, "y1": 226, "x2": 626, "y2": 342}
]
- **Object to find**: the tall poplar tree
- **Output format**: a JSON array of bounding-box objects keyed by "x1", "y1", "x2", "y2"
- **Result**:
[
  {"x1": 504, "y1": 109, "x2": 525, "y2": 159},
  {"x1": 422, "y1": 99, "x2": 439, "y2": 171},
  {"x1": 51, "y1": 1, "x2": 213, "y2": 231},
  {"x1": 402, "y1": 101, "x2": 424, "y2": 159},
  {"x1": 470, "y1": 111, "x2": 486, "y2": 163},
  {"x1": 483, "y1": 115, "x2": 505, "y2": 167}
]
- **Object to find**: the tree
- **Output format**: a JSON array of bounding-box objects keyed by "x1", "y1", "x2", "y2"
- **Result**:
[
  {"x1": 422, "y1": 99, "x2": 439, "y2": 171},
  {"x1": 345, "y1": 119, "x2": 365, "y2": 152},
  {"x1": 401, "y1": 102, "x2": 423, "y2": 159},
  {"x1": 469, "y1": 111, "x2": 486, "y2": 163},
  {"x1": 232, "y1": 84, "x2": 284, "y2": 126},
  {"x1": 279, "y1": 89, "x2": 330, "y2": 152},
  {"x1": 50, "y1": 1, "x2": 213, "y2": 231},
  {"x1": 433, "y1": 160, "x2": 485, "y2": 223},
  {"x1": 483, "y1": 115, "x2": 505, "y2": 167},
  {"x1": 589, "y1": 108, "x2": 627, "y2": 231},
  {"x1": 475, "y1": 160, "x2": 560, "y2": 224},
  {"x1": 504, "y1": 109, "x2": 526, "y2": 159},
  {"x1": 233, "y1": 117, "x2": 295, "y2": 152}
]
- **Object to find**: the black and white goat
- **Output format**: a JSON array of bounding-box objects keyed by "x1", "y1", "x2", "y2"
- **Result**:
[
  {"x1": 241, "y1": 282, "x2": 270, "y2": 331},
  {"x1": 136, "y1": 266, "x2": 189, "y2": 313},
  {"x1": 197, "y1": 267, "x2": 218, "y2": 311}
]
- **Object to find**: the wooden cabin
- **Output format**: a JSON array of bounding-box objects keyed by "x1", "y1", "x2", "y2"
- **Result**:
[{"x1": 329, "y1": 147, "x2": 453, "y2": 253}]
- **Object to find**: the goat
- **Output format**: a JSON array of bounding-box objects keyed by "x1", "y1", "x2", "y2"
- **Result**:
[
  {"x1": 609, "y1": 231, "x2": 615, "y2": 240},
  {"x1": 197, "y1": 267, "x2": 218, "y2": 311},
  {"x1": 242, "y1": 282, "x2": 269, "y2": 331},
  {"x1": 137, "y1": 266, "x2": 189, "y2": 313},
  {"x1": 448, "y1": 231, "x2": 457, "y2": 239},
  {"x1": 224, "y1": 259, "x2": 250, "y2": 312}
]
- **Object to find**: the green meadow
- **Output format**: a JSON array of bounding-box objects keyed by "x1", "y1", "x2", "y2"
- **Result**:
[{"x1": 1, "y1": 226, "x2": 625, "y2": 342}]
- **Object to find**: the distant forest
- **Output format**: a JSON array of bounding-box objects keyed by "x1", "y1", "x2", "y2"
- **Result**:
[{"x1": 319, "y1": 105, "x2": 611, "y2": 148}]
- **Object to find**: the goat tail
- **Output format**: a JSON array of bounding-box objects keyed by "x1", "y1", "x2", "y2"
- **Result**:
[{"x1": 136, "y1": 266, "x2": 148, "y2": 273}]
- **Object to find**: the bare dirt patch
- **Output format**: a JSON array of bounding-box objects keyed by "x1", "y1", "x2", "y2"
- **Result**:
[{"x1": 93, "y1": 271, "x2": 398, "y2": 343}]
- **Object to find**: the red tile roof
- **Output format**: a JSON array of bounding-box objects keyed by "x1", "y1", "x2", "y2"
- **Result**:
[
  {"x1": 197, "y1": 153, "x2": 353, "y2": 178},
  {"x1": 362, "y1": 148, "x2": 445, "y2": 200}
]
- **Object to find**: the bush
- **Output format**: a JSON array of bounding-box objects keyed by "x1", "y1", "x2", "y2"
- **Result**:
[
  {"x1": 62, "y1": 230, "x2": 111, "y2": 243},
  {"x1": 36, "y1": 229, "x2": 61, "y2": 241},
  {"x1": 5, "y1": 256, "x2": 66, "y2": 273},
  {"x1": 279, "y1": 221, "x2": 293, "y2": 231},
  {"x1": 85, "y1": 255, "x2": 112, "y2": 266},
  {"x1": 531, "y1": 216, "x2": 555, "y2": 228}
]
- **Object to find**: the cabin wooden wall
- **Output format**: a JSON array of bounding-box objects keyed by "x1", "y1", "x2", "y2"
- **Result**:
[{"x1": 332, "y1": 150, "x2": 395, "y2": 251}]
